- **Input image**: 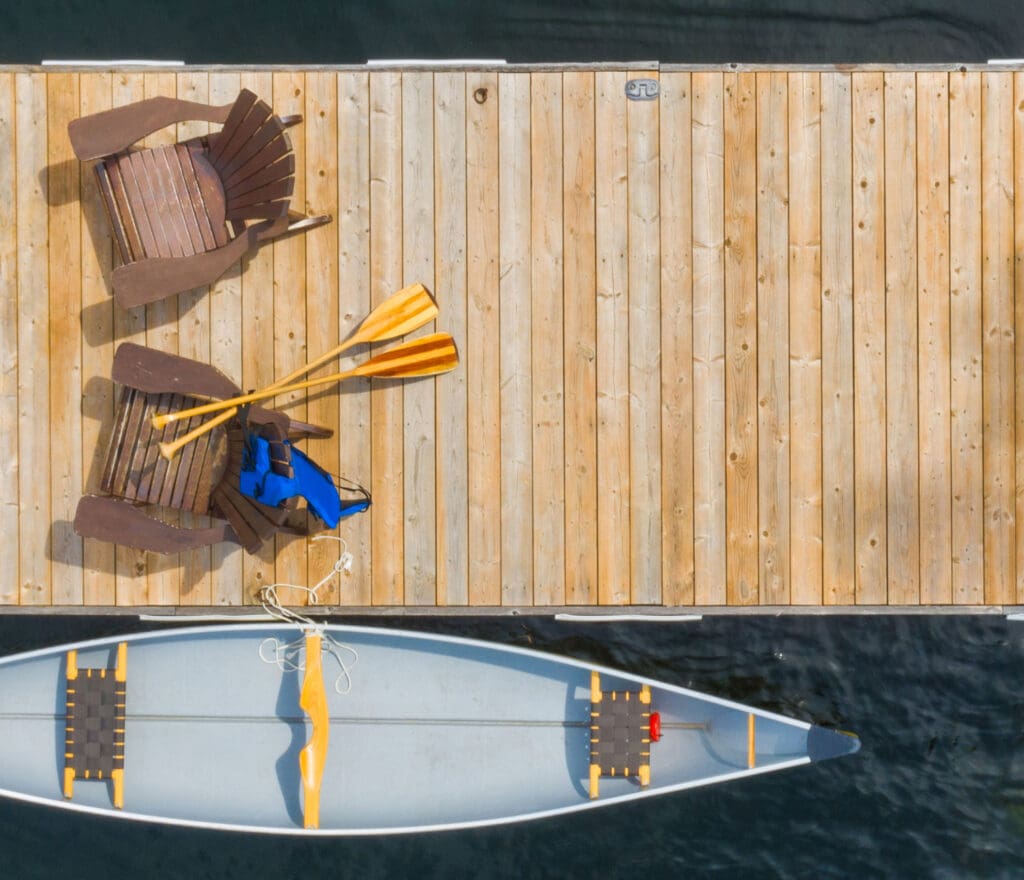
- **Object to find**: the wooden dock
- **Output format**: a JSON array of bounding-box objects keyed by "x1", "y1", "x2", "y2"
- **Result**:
[{"x1": 2, "y1": 62, "x2": 1024, "y2": 610}]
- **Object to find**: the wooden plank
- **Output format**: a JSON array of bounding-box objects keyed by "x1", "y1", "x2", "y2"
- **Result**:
[
  {"x1": 756, "y1": 71, "x2": 791, "y2": 605},
  {"x1": 175, "y1": 69, "x2": 213, "y2": 607},
  {"x1": 369, "y1": 70, "x2": 405, "y2": 606},
  {"x1": 659, "y1": 71, "x2": 694, "y2": 606},
  {"x1": 17, "y1": 72, "x2": 51, "y2": 606},
  {"x1": 434, "y1": 71, "x2": 468, "y2": 606},
  {"x1": 948, "y1": 71, "x2": 984, "y2": 605},
  {"x1": 498, "y1": 71, "x2": 533, "y2": 606},
  {"x1": 142, "y1": 71, "x2": 181, "y2": 607},
  {"x1": 304, "y1": 71, "x2": 341, "y2": 602},
  {"x1": 820, "y1": 72, "x2": 856, "y2": 605},
  {"x1": 880, "y1": 73, "x2": 921, "y2": 606},
  {"x1": 628, "y1": 68, "x2": 662, "y2": 605},
  {"x1": 272, "y1": 69, "x2": 309, "y2": 603},
  {"x1": 595, "y1": 70, "x2": 629, "y2": 605},
  {"x1": 531, "y1": 71, "x2": 565, "y2": 606},
  {"x1": 981, "y1": 72, "x2": 1015, "y2": 604},
  {"x1": 336, "y1": 70, "x2": 372, "y2": 605},
  {"x1": 209, "y1": 70, "x2": 245, "y2": 607},
  {"x1": 723, "y1": 71, "x2": 758, "y2": 606},
  {"x1": 111, "y1": 72, "x2": 149, "y2": 607},
  {"x1": 465, "y1": 71, "x2": 501, "y2": 605},
  {"x1": 851, "y1": 72, "x2": 887, "y2": 603},
  {"x1": 401, "y1": 71, "x2": 437, "y2": 606},
  {"x1": 691, "y1": 71, "x2": 727, "y2": 606},
  {"x1": 1016, "y1": 72, "x2": 1024, "y2": 606},
  {"x1": 788, "y1": 71, "x2": 823, "y2": 605},
  {"x1": 0, "y1": 73, "x2": 17, "y2": 605},
  {"x1": 47, "y1": 72, "x2": 84, "y2": 605},
  {"x1": 883, "y1": 71, "x2": 920, "y2": 605},
  {"x1": 917, "y1": 71, "x2": 952, "y2": 605},
  {"x1": 563, "y1": 70, "x2": 598, "y2": 605}
]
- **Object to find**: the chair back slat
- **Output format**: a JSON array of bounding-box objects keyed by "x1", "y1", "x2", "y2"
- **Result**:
[
  {"x1": 227, "y1": 177, "x2": 294, "y2": 212},
  {"x1": 217, "y1": 115, "x2": 286, "y2": 183},
  {"x1": 210, "y1": 99, "x2": 274, "y2": 175},
  {"x1": 206, "y1": 89, "x2": 259, "y2": 167},
  {"x1": 221, "y1": 133, "x2": 292, "y2": 193},
  {"x1": 225, "y1": 154, "x2": 295, "y2": 199}
]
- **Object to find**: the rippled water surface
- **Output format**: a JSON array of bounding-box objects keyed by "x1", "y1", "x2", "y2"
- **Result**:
[
  {"x1": 3, "y1": 1, "x2": 1024, "y2": 63},
  {"x1": 1, "y1": 615, "x2": 1022, "y2": 878}
]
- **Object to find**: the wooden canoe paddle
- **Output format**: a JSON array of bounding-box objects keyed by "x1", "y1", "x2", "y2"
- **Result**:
[
  {"x1": 156, "y1": 282, "x2": 438, "y2": 460},
  {"x1": 154, "y1": 332, "x2": 458, "y2": 458}
]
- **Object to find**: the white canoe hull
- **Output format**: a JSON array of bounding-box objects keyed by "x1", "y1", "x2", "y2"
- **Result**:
[{"x1": 0, "y1": 624, "x2": 858, "y2": 835}]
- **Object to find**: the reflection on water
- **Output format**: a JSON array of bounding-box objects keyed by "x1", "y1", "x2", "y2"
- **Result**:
[{"x1": 0, "y1": 614, "x2": 1021, "y2": 878}]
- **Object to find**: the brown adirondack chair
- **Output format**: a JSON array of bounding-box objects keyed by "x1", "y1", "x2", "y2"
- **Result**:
[
  {"x1": 74, "y1": 343, "x2": 336, "y2": 555},
  {"x1": 68, "y1": 89, "x2": 331, "y2": 309}
]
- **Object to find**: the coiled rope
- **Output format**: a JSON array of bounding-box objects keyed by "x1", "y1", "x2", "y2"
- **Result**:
[{"x1": 256, "y1": 535, "x2": 358, "y2": 694}]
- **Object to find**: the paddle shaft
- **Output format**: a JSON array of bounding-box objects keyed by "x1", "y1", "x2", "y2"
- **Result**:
[
  {"x1": 157, "y1": 283, "x2": 438, "y2": 459},
  {"x1": 153, "y1": 333, "x2": 457, "y2": 428}
]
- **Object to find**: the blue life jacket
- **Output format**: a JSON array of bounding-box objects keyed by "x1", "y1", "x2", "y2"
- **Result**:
[{"x1": 239, "y1": 436, "x2": 368, "y2": 529}]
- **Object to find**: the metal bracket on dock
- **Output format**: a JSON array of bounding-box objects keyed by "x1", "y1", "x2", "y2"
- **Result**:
[{"x1": 625, "y1": 78, "x2": 659, "y2": 101}]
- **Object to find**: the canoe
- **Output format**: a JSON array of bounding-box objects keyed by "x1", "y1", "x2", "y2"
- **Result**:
[{"x1": 0, "y1": 623, "x2": 859, "y2": 835}]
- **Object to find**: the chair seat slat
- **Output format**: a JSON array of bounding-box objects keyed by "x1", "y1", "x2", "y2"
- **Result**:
[
  {"x1": 94, "y1": 162, "x2": 138, "y2": 264},
  {"x1": 122, "y1": 151, "x2": 171, "y2": 260},
  {"x1": 174, "y1": 143, "x2": 219, "y2": 253},
  {"x1": 145, "y1": 148, "x2": 193, "y2": 259},
  {"x1": 104, "y1": 157, "x2": 150, "y2": 264}
]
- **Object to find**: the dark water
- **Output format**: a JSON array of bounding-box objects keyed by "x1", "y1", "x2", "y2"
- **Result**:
[
  {"x1": 1, "y1": 614, "x2": 1023, "y2": 879},
  {"x1": 2, "y1": 1, "x2": 1024, "y2": 64},
  {"x1": 4, "y1": 3, "x2": 1024, "y2": 877}
]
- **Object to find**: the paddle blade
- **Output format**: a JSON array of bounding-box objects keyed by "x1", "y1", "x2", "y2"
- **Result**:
[
  {"x1": 350, "y1": 283, "x2": 439, "y2": 346},
  {"x1": 354, "y1": 332, "x2": 459, "y2": 380}
]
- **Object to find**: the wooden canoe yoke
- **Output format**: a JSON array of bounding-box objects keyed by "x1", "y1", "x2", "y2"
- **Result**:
[{"x1": 299, "y1": 633, "x2": 329, "y2": 830}]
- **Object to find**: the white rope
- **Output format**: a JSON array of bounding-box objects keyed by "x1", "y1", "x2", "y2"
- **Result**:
[
  {"x1": 258, "y1": 633, "x2": 358, "y2": 695},
  {"x1": 256, "y1": 535, "x2": 359, "y2": 694}
]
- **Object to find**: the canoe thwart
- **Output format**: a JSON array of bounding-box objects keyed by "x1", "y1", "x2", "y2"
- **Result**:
[
  {"x1": 63, "y1": 643, "x2": 128, "y2": 809},
  {"x1": 588, "y1": 672, "x2": 654, "y2": 800},
  {"x1": 298, "y1": 633, "x2": 329, "y2": 829}
]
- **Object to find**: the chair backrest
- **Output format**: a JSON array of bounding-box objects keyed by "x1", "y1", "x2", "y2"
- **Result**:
[{"x1": 205, "y1": 89, "x2": 295, "y2": 225}]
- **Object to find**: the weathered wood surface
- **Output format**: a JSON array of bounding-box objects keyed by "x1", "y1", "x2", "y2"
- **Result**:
[{"x1": 2, "y1": 66, "x2": 1023, "y2": 608}]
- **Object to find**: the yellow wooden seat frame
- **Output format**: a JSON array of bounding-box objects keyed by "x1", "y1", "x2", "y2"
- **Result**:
[{"x1": 63, "y1": 641, "x2": 127, "y2": 808}]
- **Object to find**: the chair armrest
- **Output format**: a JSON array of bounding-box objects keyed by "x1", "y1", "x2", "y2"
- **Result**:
[
  {"x1": 73, "y1": 495, "x2": 235, "y2": 553},
  {"x1": 112, "y1": 342, "x2": 241, "y2": 399},
  {"x1": 110, "y1": 220, "x2": 273, "y2": 308},
  {"x1": 68, "y1": 96, "x2": 236, "y2": 160}
]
